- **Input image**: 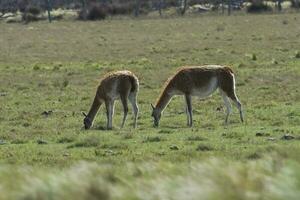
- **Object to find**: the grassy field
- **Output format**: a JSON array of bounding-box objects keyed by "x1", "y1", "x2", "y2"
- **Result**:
[{"x1": 0, "y1": 13, "x2": 300, "y2": 199}]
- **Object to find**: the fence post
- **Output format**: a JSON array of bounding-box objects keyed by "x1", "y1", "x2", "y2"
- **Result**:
[
  {"x1": 158, "y1": 0, "x2": 162, "y2": 16},
  {"x1": 135, "y1": 0, "x2": 140, "y2": 17},
  {"x1": 46, "y1": 0, "x2": 52, "y2": 23},
  {"x1": 181, "y1": 0, "x2": 187, "y2": 15},
  {"x1": 81, "y1": 0, "x2": 86, "y2": 8},
  {"x1": 227, "y1": 0, "x2": 232, "y2": 15},
  {"x1": 278, "y1": 0, "x2": 282, "y2": 11},
  {"x1": 222, "y1": 0, "x2": 225, "y2": 14}
]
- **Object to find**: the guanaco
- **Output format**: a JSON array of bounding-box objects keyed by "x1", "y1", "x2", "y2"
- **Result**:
[
  {"x1": 151, "y1": 65, "x2": 244, "y2": 127},
  {"x1": 83, "y1": 70, "x2": 139, "y2": 130}
]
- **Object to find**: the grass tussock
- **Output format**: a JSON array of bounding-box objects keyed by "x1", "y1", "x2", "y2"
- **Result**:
[
  {"x1": 10, "y1": 138, "x2": 27, "y2": 144},
  {"x1": 67, "y1": 136, "x2": 100, "y2": 148},
  {"x1": 0, "y1": 157, "x2": 299, "y2": 200},
  {"x1": 187, "y1": 136, "x2": 207, "y2": 141},
  {"x1": 57, "y1": 136, "x2": 75, "y2": 144},
  {"x1": 16, "y1": 162, "x2": 111, "y2": 200},
  {"x1": 142, "y1": 136, "x2": 162, "y2": 143},
  {"x1": 134, "y1": 158, "x2": 300, "y2": 200},
  {"x1": 196, "y1": 144, "x2": 214, "y2": 151}
]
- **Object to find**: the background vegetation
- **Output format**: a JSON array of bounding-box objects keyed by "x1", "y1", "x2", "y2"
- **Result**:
[
  {"x1": 0, "y1": 0, "x2": 299, "y2": 23},
  {"x1": 0, "y1": 11, "x2": 299, "y2": 199}
]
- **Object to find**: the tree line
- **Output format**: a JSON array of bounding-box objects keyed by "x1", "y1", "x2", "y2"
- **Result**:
[{"x1": 0, "y1": 0, "x2": 299, "y2": 22}]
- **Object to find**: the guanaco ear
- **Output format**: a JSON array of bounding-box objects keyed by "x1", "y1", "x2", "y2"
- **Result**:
[
  {"x1": 151, "y1": 103, "x2": 155, "y2": 110},
  {"x1": 82, "y1": 112, "x2": 87, "y2": 117}
]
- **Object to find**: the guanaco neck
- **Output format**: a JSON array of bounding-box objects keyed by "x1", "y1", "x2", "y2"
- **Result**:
[
  {"x1": 87, "y1": 95, "x2": 102, "y2": 122},
  {"x1": 155, "y1": 87, "x2": 173, "y2": 113}
]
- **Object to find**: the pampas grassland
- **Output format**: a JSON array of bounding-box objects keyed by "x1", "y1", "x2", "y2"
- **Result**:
[{"x1": 0, "y1": 13, "x2": 299, "y2": 199}]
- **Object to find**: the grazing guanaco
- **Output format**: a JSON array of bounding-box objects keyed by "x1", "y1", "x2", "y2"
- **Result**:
[
  {"x1": 83, "y1": 70, "x2": 139, "y2": 130},
  {"x1": 151, "y1": 65, "x2": 244, "y2": 127}
]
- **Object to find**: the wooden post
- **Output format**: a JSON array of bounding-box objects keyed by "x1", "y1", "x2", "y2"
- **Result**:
[
  {"x1": 227, "y1": 0, "x2": 231, "y2": 15},
  {"x1": 158, "y1": 0, "x2": 162, "y2": 16},
  {"x1": 278, "y1": 0, "x2": 282, "y2": 11},
  {"x1": 81, "y1": 0, "x2": 86, "y2": 8},
  {"x1": 181, "y1": 0, "x2": 187, "y2": 15},
  {"x1": 222, "y1": 0, "x2": 225, "y2": 14},
  {"x1": 46, "y1": 0, "x2": 52, "y2": 23},
  {"x1": 135, "y1": 0, "x2": 141, "y2": 17}
]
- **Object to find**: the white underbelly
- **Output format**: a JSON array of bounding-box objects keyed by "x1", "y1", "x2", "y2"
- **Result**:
[{"x1": 191, "y1": 77, "x2": 218, "y2": 98}]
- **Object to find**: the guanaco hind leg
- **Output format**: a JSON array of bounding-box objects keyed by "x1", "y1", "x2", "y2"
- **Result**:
[
  {"x1": 128, "y1": 92, "x2": 139, "y2": 128},
  {"x1": 220, "y1": 92, "x2": 243, "y2": 123},
  {"x1": 231, "y1": 95, "x2": 244, "y2": 123},
  {"x1": 219, "y1": 73, "x2": 244, "y2": 123},
  {"x1": 120, "y1": 95, "x2": 129, "y2": 128},
  {"x1": 185, "y1": 94, "x2": 193, "y2": 127},
  {"x1": 219, "y1": 89, "x2": 232, "y2": 124},
  {"x1": 224, "y1": 87, "x2": 244, "y2": 123}
]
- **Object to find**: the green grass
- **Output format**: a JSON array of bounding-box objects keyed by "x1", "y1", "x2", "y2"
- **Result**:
[{"x1": 0, "y1": 13, "x2": 299, "y2": 199}]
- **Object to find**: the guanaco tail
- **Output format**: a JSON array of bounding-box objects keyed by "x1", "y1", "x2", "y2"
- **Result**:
[
  {"x1": 151, "y1": 65, "x2": 244, "y2": 127},
  {"x1": 83, "y1": 70, "x2": 139, "y2": 130}
]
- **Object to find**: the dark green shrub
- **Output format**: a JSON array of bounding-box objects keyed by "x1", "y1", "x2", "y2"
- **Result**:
[
  {"x1": 18, "y1": 0, "x2": 29, "y2": 13},
  {"x1": 22, "y1": 13, "x2": 40, "y2": 22},
  {"x1": 165, "y1": 0, "x2": 178, "y2": 7},
  {"x1": 291, "y1": 0, "x2": 300, "y2": 9},
  {"x1": 21, "y1": 5, "x2": 43, "y2": 23},
  {"x1": 247, "y1": 2, "x2": 272, "y2": 13},
  {"x1": 78, "y1": 3, "x2": 107, "y2": 20},
  {"x1": 108, "y1": 2, "x2": 135, "y2": 15},
  {"x1": 26, "y1": 6, "x2": 41, "y2": 15}
]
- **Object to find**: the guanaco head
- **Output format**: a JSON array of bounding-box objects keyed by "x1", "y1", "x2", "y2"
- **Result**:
[
  {"x1": 82, "y1": 112, "x2": 92, "y2": 130},
  {"x1": 151, "y1": 104, "x2": 161, "y2": 127}
]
